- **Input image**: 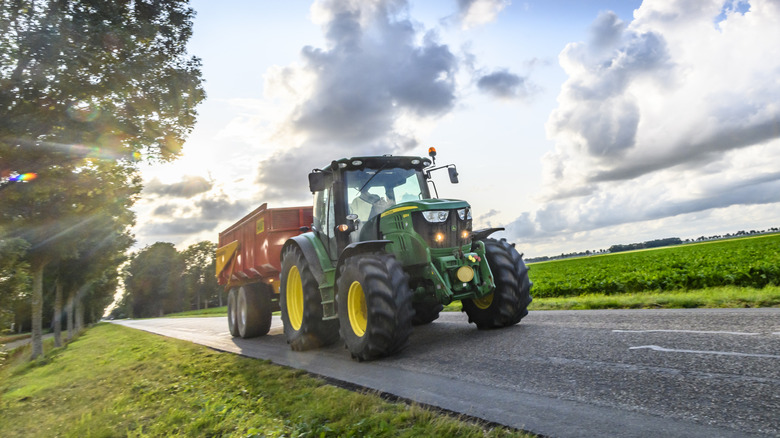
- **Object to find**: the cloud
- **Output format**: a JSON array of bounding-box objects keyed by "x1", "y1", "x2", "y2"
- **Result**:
[
  {"x1": 456, "y1": 0, "x2": 511, "y2": 29},
  {"x1": 141, "y1": 193, "x2": 249, "y2": 239},
  {"x1": 140, "y1": 219, "x2": 220, "y2": 237},
  {"x1": 476, "y1": 70, "x2": 530, "y2": 100},
  {"x1": 505, "y1": 0, "x2": 780, "y2": 249},
  {"x1": 144, "y1": 175, "x2": 213, "y2": 198},
  {"x1": 152, "y1": 204, "x2": 178, "y2": 217},
  {"x1": 195, "y1": 195, "x2": 250, "y2": 221},
  {"x1": 255, "y1": 0, "x2": 459, "y2": 203}
]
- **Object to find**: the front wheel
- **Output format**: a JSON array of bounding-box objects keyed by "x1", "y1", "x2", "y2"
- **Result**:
[
  {"x1": 462, "y1": 238, "x2": 532, "y2": 329},
  {"x1": 337, "y1": 253, "x2": 413, "y2": 361}
]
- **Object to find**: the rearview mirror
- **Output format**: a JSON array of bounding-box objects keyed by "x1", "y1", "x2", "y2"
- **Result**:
[
  {"x1": 308, "y1": 171, "x2": 331, "y2": 192},
  {"x1": 448, "y1": 166, "x2": 459, "y2": 184}
]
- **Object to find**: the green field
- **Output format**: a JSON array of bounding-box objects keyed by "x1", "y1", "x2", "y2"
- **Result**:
[{"x1": 528, "y1": 233, "x2": 780, "y2": 298}]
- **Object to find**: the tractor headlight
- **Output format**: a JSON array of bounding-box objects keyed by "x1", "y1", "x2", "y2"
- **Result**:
[
  {"x1": 457, "y1": 208, "x2": 472, "y2": 220},
  {"x1": 422, "y1": 210, "x2": 449, "y2": 223}
]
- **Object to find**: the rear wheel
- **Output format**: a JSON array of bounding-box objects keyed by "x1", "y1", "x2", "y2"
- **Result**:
[
  {"x1": 462, "y1": 238, "x2": 532, "y2": 329},
  {"x1": 237, "y1": 284, "x2": 272, "y2": 338},
  {"x1": 412, "y1": 302, "x2": 443, "y2": 325},
  {"x1": 337, "y1": 253, "x2": 413, "y2": 361},
  {"x1": 227, "y1": 288, "x2": 239, "y2": 337},
  {"x1": 280, "y1": 246, "x2": 339, "y2": 350}
]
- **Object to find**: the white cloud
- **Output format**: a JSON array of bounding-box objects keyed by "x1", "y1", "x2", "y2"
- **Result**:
[
  {"x1": 254, "y1": 0, "x2": 460, "y2": 203},
  {"x1": 457, "y1": 0, "x2": 511, "y2": 30},
  {"x1": 506, "y1": 0, "x2": 780, "y2": 250}
]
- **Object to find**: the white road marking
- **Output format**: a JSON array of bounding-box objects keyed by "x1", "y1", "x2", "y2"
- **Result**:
[
  {"x1": 613, "y1": 329, "x2": 761, "y2": 336},
  {"x1": 629, "y1": 345, "x2": 780, "y2": 359}
]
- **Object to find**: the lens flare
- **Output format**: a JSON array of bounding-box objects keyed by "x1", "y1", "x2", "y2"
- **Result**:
[{"x1": 9, "y1": 173, "x2": 37, "y2": 182}]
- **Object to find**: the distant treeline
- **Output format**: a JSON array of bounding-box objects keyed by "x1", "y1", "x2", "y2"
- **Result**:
[{"x1": 608, "y1": 237, "x2": 683, "y2": 253}]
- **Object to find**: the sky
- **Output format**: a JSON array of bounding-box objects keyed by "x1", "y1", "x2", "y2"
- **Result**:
[{"x1": 133, "y1": 0, "x2": 780, "y2": 258}]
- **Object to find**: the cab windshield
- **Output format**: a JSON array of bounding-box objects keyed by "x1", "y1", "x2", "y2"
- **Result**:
[{"x1": 345, "y1": 167, "x2": 426, "y2": 222}]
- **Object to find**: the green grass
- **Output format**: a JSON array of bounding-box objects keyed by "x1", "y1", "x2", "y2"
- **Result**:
[
  {"x1": 528, "y1": 285, "x2": 780, "y2": 310},
  {"x1": 0, "y1": 323, "x2": 528, "y2": 438},
  {"x1": 440, "y1": 286, "x2": 780, "y2": 312},
  {"x1": 165, "y1": 306, "x2": 228, "y2": 318}
]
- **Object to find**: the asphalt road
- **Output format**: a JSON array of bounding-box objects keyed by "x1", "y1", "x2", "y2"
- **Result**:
[{"x1": 114, "y1": 308, "x2": 780, "y2": 437}]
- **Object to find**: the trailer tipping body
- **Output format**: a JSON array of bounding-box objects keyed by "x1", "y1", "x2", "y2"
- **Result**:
[{"x1": 216, "y1": 203, "x2": 313, "y2": 291}]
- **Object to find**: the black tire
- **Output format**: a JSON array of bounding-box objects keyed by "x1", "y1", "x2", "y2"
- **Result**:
[
  {"x1": 280, "y1": 245, "x2": 339, "y2": 350},
  {"x1": 237, "y1": 283, "x2": 272, "y2": 338},
  {"x1": 337, "y1": 253, "x2": 413, "y2": 361},
  {"x1": 411, "y1": 302, "x2": 443, "y2": 325},
  {"x1": 462, "y1": 238, "x2": 533, "y2": 329},
  {"x1": 227, "y1": 288, "x2": 239, "y2": 337}
]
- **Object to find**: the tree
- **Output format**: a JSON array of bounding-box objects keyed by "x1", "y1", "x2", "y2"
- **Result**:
[
  {"x1": 0, "y1": 0, "x2": 204, "y2": 358},
  {"x1": 0, "y1": 232, "x2": 30, "y2": 333},
  {"x1": 124, "y1": 242, "x2": 185, "y2": 318},
  {"x1": 181, "y1": 241, "x2": 218, "y2": 309}
]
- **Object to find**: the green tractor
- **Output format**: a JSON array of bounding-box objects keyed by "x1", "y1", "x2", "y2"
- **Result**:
[{"x1": 280, "y1": 150, "x2": 532, "y2": 360}]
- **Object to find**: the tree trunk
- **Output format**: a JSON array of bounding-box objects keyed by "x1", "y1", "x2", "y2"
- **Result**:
[
  {"x1": 30, "y1": 263, "x2": 44, "y2": 359},
  {"x1": 66, "y1": 288, "x2": 74, "y2": 340},
  {"x1": 54, "y1": 279, "x2": 63, "y2": 347},
  {"x1": 75, "y1": 298, "x2": 84, "y2": 333}
]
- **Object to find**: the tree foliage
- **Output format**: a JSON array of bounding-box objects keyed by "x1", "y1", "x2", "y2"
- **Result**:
[
  {"x1": 124, "y1": 242, "x2": 185, "y2": 318},
  {"x1": 118, "y1": 240, "x2": 220, "y2": 318},
  {"x1": 181, "y1": 240, "x2": 218, "y2": 309},
  {"x1": 0, "y1": 0, "x2": 204, "y2": 357},
  {"x1": 0, "y1": 232, "x2": 29, "y2": 332}
]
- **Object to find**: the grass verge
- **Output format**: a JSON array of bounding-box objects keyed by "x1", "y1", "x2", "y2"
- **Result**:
[
  {"x1": 527, "y1": 285, "x2": 780, "y2": 310},
  {"x1": 0, "y1": 323, "x2": 527, "y2": 437},
  {"x1": 164, "y1": 306, "x2": 228, "y2": 318},
  {"x1": 441, "y1": 286, "x2": 780, "y2": 312}
]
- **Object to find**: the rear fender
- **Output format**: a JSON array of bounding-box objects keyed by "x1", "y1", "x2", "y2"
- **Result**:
[
  {"x1": 283, "y1": 233, "x2": 338, "y2": 319},
  {"x1": 282, "y1": 233, "x2": 333, "y2": 286}
]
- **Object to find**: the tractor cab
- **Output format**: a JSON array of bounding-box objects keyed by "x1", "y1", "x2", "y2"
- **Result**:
[{"x1": 308, "y1": 152, "x2": 458, "y2": 260}]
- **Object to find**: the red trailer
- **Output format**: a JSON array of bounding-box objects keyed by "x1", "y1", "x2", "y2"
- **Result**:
[{"x1": 216, "y1": 203, "x2": 313, "y2": 338}]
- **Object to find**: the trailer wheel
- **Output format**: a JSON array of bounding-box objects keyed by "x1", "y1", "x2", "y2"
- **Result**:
[
  {"x1": 462, "y1": 238, "x2": 532, "y2": 329},
  {"x1": 337, "y1": 253, "x2": 413, "y2": 361},
  {"x1": 227, "y1": 288, "x2": 239, "y2": 337},
  {"x1": 412, "y1": 302, "x2": 443, "y2": 326},
  {"x1": 280, "y1": 246, "x2": 339, "y2": 350},
  {"x1": 237, "y1": 284, "x2": 273, "y2": 338}
]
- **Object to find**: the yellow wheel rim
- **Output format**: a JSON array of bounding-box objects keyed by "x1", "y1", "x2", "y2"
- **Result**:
[
  {"x1": 473, "y1": 293, "x2": 494, "y2": 310},
  {"x1": 286, "y1": 266, "x2": 304, "y2": 330},
  {"x1": 347, "y1": 281, "x2": 368, "y2": 337}
]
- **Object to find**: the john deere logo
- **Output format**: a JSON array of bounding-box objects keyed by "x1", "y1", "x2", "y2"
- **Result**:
[{"x1": 256, "y1": 218, "x2": 265, "y2": 234}]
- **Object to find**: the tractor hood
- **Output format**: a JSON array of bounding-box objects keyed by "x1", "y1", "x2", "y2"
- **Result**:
[{"x1": 379, "y1": 198, "x2": 470, "y2": 219}]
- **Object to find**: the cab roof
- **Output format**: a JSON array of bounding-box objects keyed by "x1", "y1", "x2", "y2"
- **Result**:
[{"x1": 322, "y1": 155, "x2": 432, "y2": 173}]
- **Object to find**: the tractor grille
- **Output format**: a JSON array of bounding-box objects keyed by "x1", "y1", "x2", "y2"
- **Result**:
[{"x1": 411, "y1": 210, "x2": 472, "y2": 249}]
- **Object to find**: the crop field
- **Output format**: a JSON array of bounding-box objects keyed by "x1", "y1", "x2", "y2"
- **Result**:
[{"x1": 527, "y1": 233, "x2": 780, "y2": 298}]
